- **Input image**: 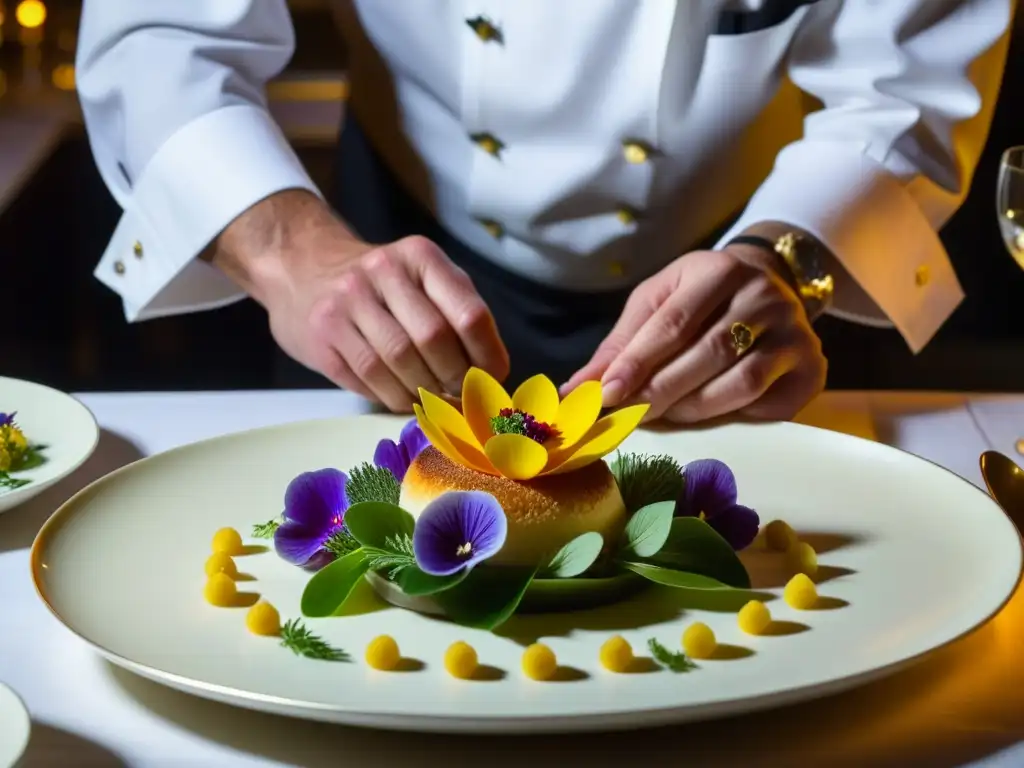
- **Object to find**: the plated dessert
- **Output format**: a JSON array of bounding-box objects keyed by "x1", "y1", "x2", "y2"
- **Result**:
[{"x1": 0, "y1": 412, "x2": 45, "y2": 492}]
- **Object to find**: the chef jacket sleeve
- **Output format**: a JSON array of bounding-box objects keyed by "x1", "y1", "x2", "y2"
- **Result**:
[
  {"x1": 76, "y1": 1, "x2": 322, "y2": 321},
  {"x1": 717, "y1": 0, "x2": 1016, "y2": 351}
]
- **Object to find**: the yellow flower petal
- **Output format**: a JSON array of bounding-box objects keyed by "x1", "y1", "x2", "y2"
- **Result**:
[
  {"x1": 462, "y1": 367, "x2": 512, "y2": 446},
  {"x1": 484, "y1": 433, "x2": 549, "y2": 480},
  {"x1": 511, "y1": 374, "x2": 560, "y2": 424},
  {"x1": 552, "y1": 380, "x2": 603, "y2": 449},
  {"x1": 543, "y1": 403, "x2": 650, "y2": 476},
  {"x1": 413, "y1": 404, "x2": 497, "y2": 475},
  {"x1": 415, "y1": 387, "x2": 487, "y2": 466}
]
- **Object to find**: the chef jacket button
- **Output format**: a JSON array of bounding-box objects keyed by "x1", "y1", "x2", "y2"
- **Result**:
[
  {"x1": 622, "y1": 140, "x2": 653, "y2": 164},
  {"x1": 616, "y1": 206, "x2": 638, "y2": 225},
  {"x1": 113, "y1": 260, "x2": 126, "y2": 275},
  {"x1": 914, "y1": 265, "x2": 930, "y2": 287},
  {"x1": 466, "y1": 16, "x2": 502, "y2": 43},
  {"x1": 133, "y1": 241, "x2": 143, "y2": 258},
  {"x1": 471, "y1": 132, "x2": 504, "y2": 158},
  {"x1": 479, "y1": 218, "x2": 504, "y2": 239},
  {"x1": 608, "y1": 261, "x2": 626, "y2": 278}
]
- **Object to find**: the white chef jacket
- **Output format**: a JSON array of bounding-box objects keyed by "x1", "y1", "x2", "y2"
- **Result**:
[{"x1": 76, "y1": 0, "x2": 1015, "y2": 352}]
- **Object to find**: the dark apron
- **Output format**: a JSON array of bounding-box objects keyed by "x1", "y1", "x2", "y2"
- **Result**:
[{"x1": 274, "y1": 115, "x2": 729, "y2": 390}]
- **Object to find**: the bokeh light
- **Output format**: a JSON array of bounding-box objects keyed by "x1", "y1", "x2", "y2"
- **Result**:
[{"x1": 15, "y1": 0, "x2": 47, "y2": 29}]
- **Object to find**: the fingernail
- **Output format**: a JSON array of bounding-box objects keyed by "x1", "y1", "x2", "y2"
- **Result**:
[{"x1": 602, "y1": 379, "x2": 626, "y2": 407}]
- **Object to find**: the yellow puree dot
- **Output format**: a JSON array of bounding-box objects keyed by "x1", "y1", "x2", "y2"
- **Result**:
[
  {"x1": 212, "y1": 527, "x2": 244, "y2": 555},
  {"x1": 521, "y1": 643, "x2": 558, "y2": 681},
  {"x1": 764, "y1": 519, "x2": 797, "y2": 551},
  {"x1": 204, "y1": 552, "x2": 238, "y2": 579},
  {"x1": 786, "y1": 541, "x2": 818, "y2": 576},
  {"x1": 784, "y1": 573, "x2": 819, "y2": 610},
  {"x1": 365, "y1": 635, "x2": 401, "y2": 671},
  {"x1": 681, "y1": 622, "x2": 717, "y2": 659},
  {"x1": 738, "y1": 600, "x2": 772, "y2": 635},
  {"x1": 204, "y1": 573, "x2": 237, "y2": 606},
  {"x1": 599, "y1": 635, "x2": 634, "y2": 673},
  {"x1": 444, "y1": 641, "x2": 478, "y2": 679},
  {"x1": 246, "y1": 601, "x2": 281, "y2": 635}
]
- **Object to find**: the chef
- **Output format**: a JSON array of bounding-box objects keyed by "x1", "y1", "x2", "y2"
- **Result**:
[{"x1": 75, "y1": 0, "x2": 1014, "y2": 421}]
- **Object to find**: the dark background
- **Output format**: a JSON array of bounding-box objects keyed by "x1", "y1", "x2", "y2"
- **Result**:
[{"x1": 1, "y1": 2, "x2": 1022, "y2": 393}]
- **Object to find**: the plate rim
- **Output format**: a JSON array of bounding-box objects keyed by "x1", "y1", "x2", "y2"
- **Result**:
[
  {"x1": 28, "y1": 414, "x2": 1024, "y2": 731},
  {"x1": 0, "y1": 376, "x2": 100, "y2": 509},
  {"x1": 0, "y1": 680, "x2": 31, "y2": 766}
]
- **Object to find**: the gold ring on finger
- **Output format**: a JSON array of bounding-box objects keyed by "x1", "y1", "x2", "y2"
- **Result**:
[{"x1": 729, "y1": 321, "x2": 760, "y2": 357}]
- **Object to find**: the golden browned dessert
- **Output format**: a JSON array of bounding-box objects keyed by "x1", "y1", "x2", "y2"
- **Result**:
[{"x1": 400, "y1": 446, "x2": 626, "y2": 566}]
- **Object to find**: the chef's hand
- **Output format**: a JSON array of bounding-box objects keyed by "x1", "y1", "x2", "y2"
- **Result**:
[
  {"x1": 563, "y1": 244, "x2": 827, "y2": 423},
  {"x1": 209, "y1": 190, "x2": 509, "y2": 412}
]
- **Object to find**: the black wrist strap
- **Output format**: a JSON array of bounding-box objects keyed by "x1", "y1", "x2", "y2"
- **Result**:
[{"x1": 725, "y1": 234, "x2": 776, "y2": 253}]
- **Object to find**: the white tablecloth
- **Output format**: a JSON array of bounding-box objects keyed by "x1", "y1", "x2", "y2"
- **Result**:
[{"x1": 2, "y1": 389, "x2": 1024, "y2": 768}]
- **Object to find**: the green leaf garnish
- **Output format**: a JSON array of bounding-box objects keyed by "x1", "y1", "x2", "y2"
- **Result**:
[
  {"x1": 620, "y1": 501, "x2": 674, "y2": 558},
  {"x1": 345, "y1": 462, "x2": 400, "y2": 506},
  {"x1": 280, "y1": 619, "x2": 350, "y2": 661},
  {"x1": 489, "y1": 410, "x2": 527, "y2": 437},
  {"x1": 647, "y1": 638, "x2": 697, "y2": 673},
  {"x1": 639, "y1": 517, "x2": 751, "y2": 589},
  {"x1": 0, "y1": 472, "x2": 31, "y2": 491},
  {"x1": 251, "y1": 518, "x2": 281, "y2": 539},
  {"x1": 622, "y1": 561, "x2": 729, "y2": 589},
  {"x1": 434, "y1": 565, "x2": 538, "y2": 630},
  {"x1": 544, "y1": 532, "x2": 604, "y2": 578},
  {"x1": 300, "y1": 549, "x2": 372, "y2": 617},
  {"x1": 343, "y1": 501, "x2": 415, "y2": 549},
  {"x1": 362, "y1": 536, "x2": 417, "y2": 579},
  {"x1": 323, "y1": 527, "x2": 361, "y2": 557},
  {"x1": 396, "y1": 566, "x2": 469, "y2": 596},
  {"x1": 611, "y1": 452, "x2": 684, "y2": 512}
]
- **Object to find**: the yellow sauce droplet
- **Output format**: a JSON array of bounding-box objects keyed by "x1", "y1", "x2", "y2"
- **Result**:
[
  {"x1": 204, "y1": 552, "x2": 238, "y2": 579},
  {"x1": 737, "y1": 600, "x2": 772, "y2": 635},
  {"x1": 246, "y1": 601, "x2": 281, "y2": 635},
  {"x1": 681, "y1": 622, "x2": 717, "y2": 659},
  {"x1": 521, "y1": 643, "x2": 558, "y2": 681},
  {"x1": 211, "y1": 527, "x2": 244, "y2": 555},
  {"x1": 204, "y1": 573, "x2": 238, "y2": 607},
  {"x1": 786, "y1": 541, "x2": 818, "y2": 577},
  {"x1": 783, "y1": 573, "x2": 819, "y2": 610},
  {"x1": 444, "y1": 641, "x2": 478, "y2": 679},
  {"x1": 365, "y1": 635, "x2": 401, "y2": 671},
  {"x1": 599, "y1": 635, "x2": 634, "y2": 673},
  {"x1": 764, "y1": 520, "x2": 796, "y2": 552}
]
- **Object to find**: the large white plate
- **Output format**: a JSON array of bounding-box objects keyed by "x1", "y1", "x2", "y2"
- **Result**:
[
  {"x1": 31, "y1": 415, "x2": 1022, "y2": 733},
  {"x1": 0, "y1": 377, "x2": 99, "y2": 514},
  {"x1": 0, "y1": 682, "x2": 31, "y2": 768}
]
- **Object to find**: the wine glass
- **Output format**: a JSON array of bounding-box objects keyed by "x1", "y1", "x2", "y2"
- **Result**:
[{"x1": 997, "y1": 146, "x2": 1024, "y2": 269}]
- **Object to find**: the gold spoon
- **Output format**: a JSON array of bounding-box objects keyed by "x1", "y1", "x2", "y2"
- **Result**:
[{"x1": 980, "y1": 450, "x2": 1024, "y2": 531}]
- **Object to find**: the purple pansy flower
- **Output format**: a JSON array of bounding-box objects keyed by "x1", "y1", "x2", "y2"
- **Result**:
[
  {"x1": 373, "y1": 418, "x2": 430, "y2": 482},
  {"x1": 412, "y1": 491, "x2": 507, "y2": 576},
  {"x1": 273, "y1": 468, "x2": 349, "y2": 566},
  {"x1": 675, "y1": 459, "x2": 759, "y2": 551},
  {"x1": 0, "y1": 412, "x2": 15, "y2": 427}
]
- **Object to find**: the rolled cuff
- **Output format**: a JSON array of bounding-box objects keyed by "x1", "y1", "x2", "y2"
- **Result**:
[
  {"x1": 716, "y1": 140, "x2": 964, "y2": 353},
  {"x1": 93, "y1": 104, "x2": 322, "y2": 322}
]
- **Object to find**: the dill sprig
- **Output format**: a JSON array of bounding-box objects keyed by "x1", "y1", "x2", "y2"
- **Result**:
[
  {"x1": 345, "y1": 462, "x2": 400, "y2": 506},
  {"x1": 0, "y1": 472, "x2": 30, "y2": 491},
  {"x1": 611, "y1": 452, "x2": 684, "y2": 512},
  {"x1": 648, "y1": 638, "x2": 698, "y2": 673},
  {"x1": 251, "y1": 518, "x2": 281, "y2": 539},
  {"x1": 323, "y1": 527, "x2": 360, "y2": 557},
  {"x1": 280, "y1": 619, "x2": 350, "y2": 661},
  {"x1": 363, "y1": 534, "x2": 416, "y2": 579}
]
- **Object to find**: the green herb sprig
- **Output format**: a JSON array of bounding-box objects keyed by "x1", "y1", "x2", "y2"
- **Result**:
[
  {"x1": 280, "y1": 619, "x2": 350, "y2": 661},
  {"x1": 648, "y1": 638, "x2": 698, "y2": 673},
  {"x1": 363, "y1": 534, "x2": 416, "y2": 579},
  {"x1": 611, "y1": 452, "x2": 684, "y2": 512},
  {"x1": 0, "y1": 472, "x2": 30, "y2": 491},
  {"x1": 323, "y1": 527, "x2": 360, "y2": 557},
  {"x1": 251, "y1": 518, "x2": 281, "y2": 539},
  {"x1": 345, "y1": 463, "x2": 400, "y2": 506}
]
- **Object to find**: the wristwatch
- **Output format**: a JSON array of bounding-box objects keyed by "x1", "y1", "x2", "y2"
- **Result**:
[{"x1": 728, "y1": 232, "x2": 835, "y2": 322}]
